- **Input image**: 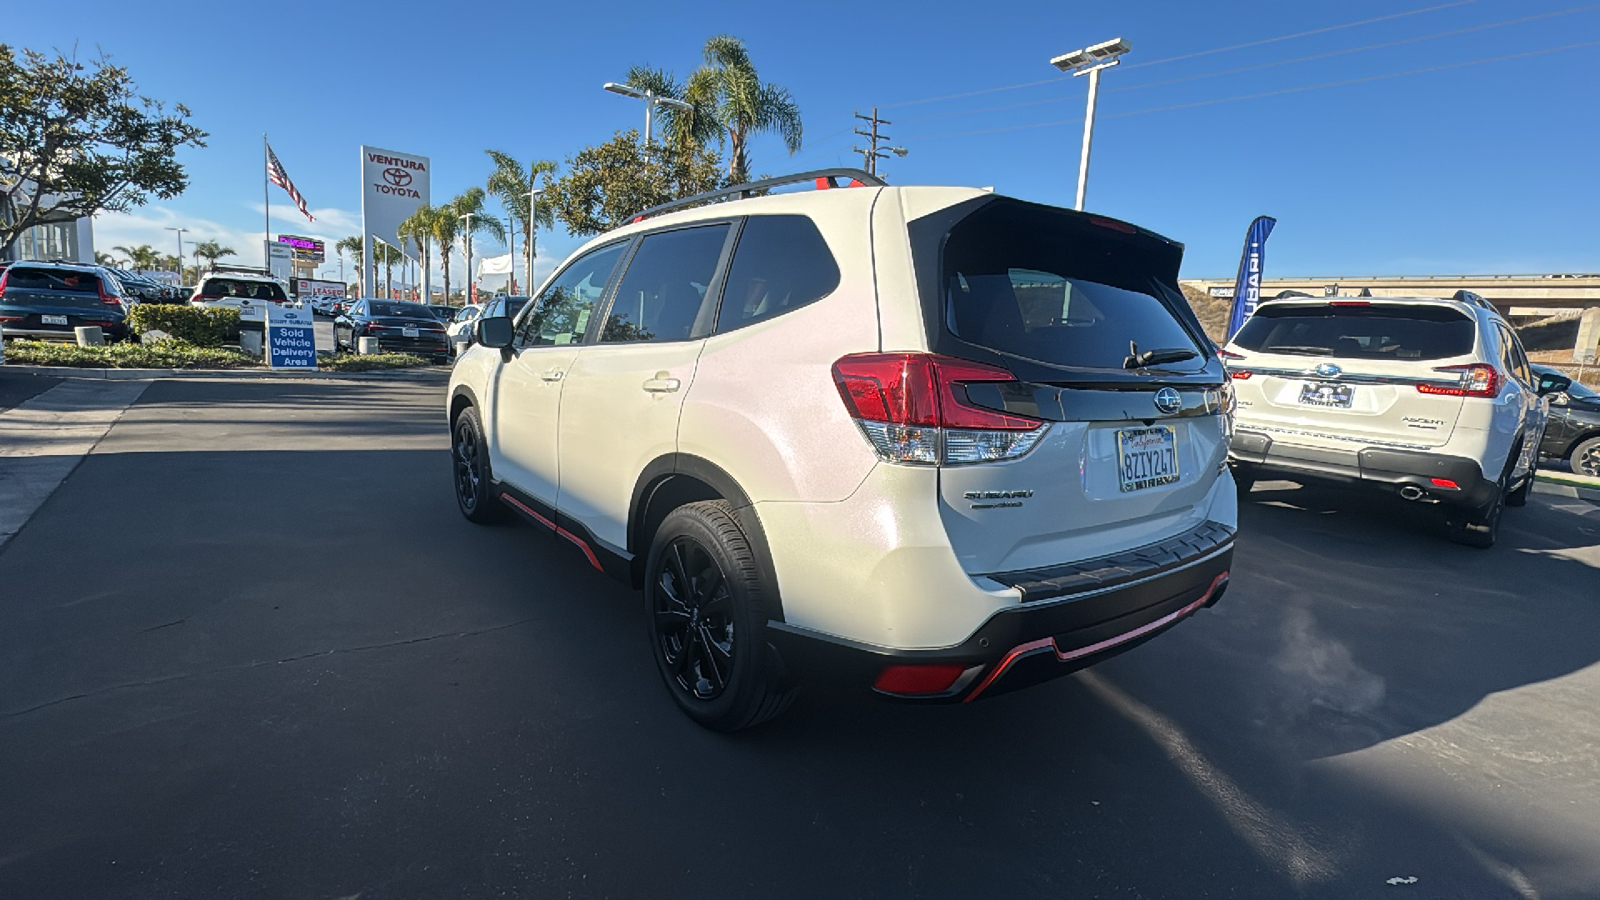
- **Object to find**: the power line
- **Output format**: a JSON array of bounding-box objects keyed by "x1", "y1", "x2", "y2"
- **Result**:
[
  {"x1": 879, "y1": 0, "x2": 1477, "y2": 109},
  {"x1": 894, "y1": 3, "x2": 1600, "y2": 125},
  {"x1": 899, "y1": 40, "x2": 1600, "y2": 143}
]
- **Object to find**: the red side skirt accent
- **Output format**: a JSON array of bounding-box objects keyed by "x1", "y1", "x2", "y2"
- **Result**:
[{"x1": 500, "y1": 493, "x2": 604, "y2": 572}]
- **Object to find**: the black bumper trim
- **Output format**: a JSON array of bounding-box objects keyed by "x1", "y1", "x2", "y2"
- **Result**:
[
  {"x1": 985, "y1": 519, "x2": 1235, "y2": 603},
  {"x1": 1230, "y1": 431, "x2": 1495, "y2": 507}
]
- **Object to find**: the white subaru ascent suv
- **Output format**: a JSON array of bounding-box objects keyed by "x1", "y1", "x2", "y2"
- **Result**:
[
  {"x1": 1222, "y1": 292, "x2": 1569, "y2": 548},
  {"x1": 448, "y1": 170, "x2": 1237, "y2": 730}
]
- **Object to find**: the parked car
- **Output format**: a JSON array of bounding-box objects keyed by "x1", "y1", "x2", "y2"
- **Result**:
[
  {"x1": 1532, "y1": 364, "x2": 1600, "y2": 477},
  {"x1": 0, "y1": 261, "x2": 131, "y2": 342},
  {"x1": 426, "y1": 304, "x2": 458, "y2": 322},
  {"x1": 1223, "y1": 294, "x2": 1568, "y2": 547},
  {"x1": 446, "y1": 169, "x2": 1235, "y2": 730},
  {"x1": 334, "y1": 298, "x2": 450, "y2": 362},
  {"x1": 110, "y1": 268, "x2": 171, "y2": 304},
  {"x1": 190, "y1": 272, "x2": 295, "y2": 316},
  {"x1": 445, "y1": 304, "x2": 483, "y2": 357}
]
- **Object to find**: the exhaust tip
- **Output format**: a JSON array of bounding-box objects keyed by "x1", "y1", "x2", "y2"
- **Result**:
[{"x1": 1399, "y1": 485, "x2": 1425, "y2": 501}]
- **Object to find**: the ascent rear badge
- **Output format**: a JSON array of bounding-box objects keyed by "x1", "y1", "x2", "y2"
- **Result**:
[{"x1": 1154, "y1": 388, "x2": 1182, "y2": 415}]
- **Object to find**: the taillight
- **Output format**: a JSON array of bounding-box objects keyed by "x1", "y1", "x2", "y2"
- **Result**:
[
  {"x1": 1417, "y1": 364, "x2": 1498, "y2": 398},
  {"x1": 831, "y1": 353, "x2": 1046, "y2": 466},
  {"x1": 1229, "y1": 370, "x2": 1252, "y2": 380},
  {"x1": 1215, "y1": 349, "x2": 1244, "y2": 360},
  {"x1": 98, "y1": 281, "x2": 120, "y2": 305},
  {"x1": 0, "y1": 270, "x2": 9, "y2": 298}
]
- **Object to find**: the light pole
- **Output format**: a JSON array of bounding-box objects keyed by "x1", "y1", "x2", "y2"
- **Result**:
[
  {"x1": 164, "y1": 226, "x2": 188, "y2": 282},
  {"x1": 602, "y1": 82, "x2": 693, "y2": 155},
  {"x1": 528, "y1": 187, "x2": 543, "y2": 295},
  {"x1": 373, "y1": 235, "x2": 398, "y2": 299},
  {"x1": 1050, "y1": 37, "x2": 1131, "y2": 211},
  {"x1": 459, "y1": 213, "x2": 474, "y2": 304}
]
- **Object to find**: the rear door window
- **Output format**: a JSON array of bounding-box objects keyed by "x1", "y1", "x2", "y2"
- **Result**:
[
  {"x1": 941, "y1": 202, "x2": 1201, "y2": 371},
  {"x1": 1233, "y1": 304, "x2": 1476, "y2": 361},
  {"x1": 603, "y1": 224, "x2": 730, "y2": 343},
  {"x1": 200, "y1": 278, "x2": 287, "y2": 302},
  {"x1": 7, "y1": 267, "x2": 101, "y2": 293},
  {"x1": 716, "y1": 215, "x2": 839, "y2": 333}
]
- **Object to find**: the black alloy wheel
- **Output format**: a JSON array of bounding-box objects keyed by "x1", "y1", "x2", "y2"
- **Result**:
[
  {"x1": 655, "y1": 537, "x2": 738, "y2": 702},
  {"x1": 644, "y1": 501, "x2": 796, "y2": 731},
  {"x1": 452, "y1": 407, "x2": 506, "y2": 524},
  {"x1": 1575, "y1": 436, "x2": 1600, "y2": 478}
]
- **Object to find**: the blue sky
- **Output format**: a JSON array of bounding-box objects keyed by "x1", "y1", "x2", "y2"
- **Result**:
[{"x1": 10, "y1": 0, "x2": 1598, "y2": 286}]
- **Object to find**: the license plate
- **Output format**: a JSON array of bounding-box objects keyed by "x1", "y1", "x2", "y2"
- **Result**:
[
  {"x1": 1299, "y1": 382, "x2": 1354, "y2": 408},
  {"x1": 1117, "y1": 426, "x2": 1179, "y2": 493},
  {"x1": 402, "y1": 326, "x2": 419, "y2": 338},
  {"x1": 42, "y1": 315, "x2": 68, "y2": 326}
]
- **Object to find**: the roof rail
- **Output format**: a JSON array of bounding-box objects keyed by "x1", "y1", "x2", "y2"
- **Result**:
[{"x1": 629, "y1": 167, "x2": 886, "y2": 223}]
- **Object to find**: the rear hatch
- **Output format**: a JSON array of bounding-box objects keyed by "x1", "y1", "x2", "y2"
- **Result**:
[
  {"x1": 905, "y1": 197, "x2": 1228, "y2": 575},
  {"x1": 0, "y1": 266, "x2": 125, "y2": 331},
  {"x1": 1223, "y1": 301, "x2": 1477, "y2": 450}
]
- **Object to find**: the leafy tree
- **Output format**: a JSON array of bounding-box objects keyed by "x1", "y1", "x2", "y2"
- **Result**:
[
  {"x1": 446, "y1": 188, "x2": 504, "y2": 301},
  {"x1": 94, "y1": 251, "x2": 119, "y2": 267},
  {"x1": 688, "y1": 36, "x2": 801, "y2": 183},
  {"x1": 189, "y1": 240, "x2": 235, "y2": 272},
  {"x1": 543, "y1": 130, "x2": 728, "y2": 237},
  {"x1": 485, "y1": 151, "x2": 556, "y2": 294},
  {"x1": 0, "y1": 46, "x2": 207, "y2": 257},
  {"x1": 113, "y1": 243, "x2": 162, "y2": 269},
  {"x1": 623, "y1": 67, "x2": 720, "y2": 159}
]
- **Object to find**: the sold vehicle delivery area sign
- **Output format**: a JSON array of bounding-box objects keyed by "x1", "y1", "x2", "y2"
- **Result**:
[{"x1": 266, "y1": 305, "x2": 317, "y2": 369}]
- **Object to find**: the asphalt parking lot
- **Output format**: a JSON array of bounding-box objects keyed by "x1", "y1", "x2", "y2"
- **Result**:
[{"x1": 2, "y1": 373, "x2": 1597, "y2": 899}]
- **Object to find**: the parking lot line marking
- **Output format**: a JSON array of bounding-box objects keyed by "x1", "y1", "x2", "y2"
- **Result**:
[{"x1": 0, "y1": 379, "x2": 149, "y2": 549}]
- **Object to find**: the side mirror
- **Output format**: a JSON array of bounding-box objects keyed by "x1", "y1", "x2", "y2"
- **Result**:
[
  {"x1": 1537, "y1": 372, "x2": 1573, "y2": 396},
  {"x1": 477, "y1": 316, "x2": 514, "y2": 350}
]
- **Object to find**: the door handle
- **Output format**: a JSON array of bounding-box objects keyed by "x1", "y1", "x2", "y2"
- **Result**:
[
  {"x1": 642, "y1": 372, "x2": 681, "y2": 393},
  {"x1": 541, "y1": 369, "x2": 564, "y2": 382}
]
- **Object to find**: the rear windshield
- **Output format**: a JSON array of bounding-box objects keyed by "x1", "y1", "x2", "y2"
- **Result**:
[
  {"x1": 368, "y1": 302, "x2": 436, "y2": 318},
  {"x1": 200, "y1": 278, "x2": 287, "y2": 302},
  {"x1": 1233, "y1": 304, "x2": 1476, "y2": 361},
  {"x1": 942, "y1": 201, "x2": 1202, "y2": 371},
  {"x1": 7, "y1": 267, "x2": 101, "y2": 293}
]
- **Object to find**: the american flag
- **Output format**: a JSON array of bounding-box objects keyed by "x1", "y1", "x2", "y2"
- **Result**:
[{"x1": 266, "y1": 144, "x2": 315, "y2": 223}]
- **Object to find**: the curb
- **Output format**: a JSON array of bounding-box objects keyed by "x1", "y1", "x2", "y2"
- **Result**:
[
  {"x1": 0, "y1": 363, "x2": 450, "y2": 383},
  {"x1": 1533, "y1": 472, "x2": 1600, "y2": 503}
]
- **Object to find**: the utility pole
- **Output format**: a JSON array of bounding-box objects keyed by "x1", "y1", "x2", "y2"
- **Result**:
[
  {"x1": 460, "y1": 213, "x2": 474, "y2": 304},
  {"x1": 853, "y1": 108, "x2": 908, "y2": 177},
  {"x1": 164, "y1": 226, "x2": 188, "y2": 282}
]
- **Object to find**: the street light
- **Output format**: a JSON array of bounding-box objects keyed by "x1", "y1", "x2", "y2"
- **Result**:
[
  {"x1": 459, "y1": 213, "x2": 475, "y2": 304},
  {"x1": 1050, "y1": 37, "x2": 1131, "y2": 211},
  {"x1": 164, "y1": 226, "x2": 188, "y2": 281},
  {"x1": 528, "y1": 187, "x2": 544, "y2": 295},
  {"x1": 602, "y1": 82, "x2": 693, "y2": 151}
]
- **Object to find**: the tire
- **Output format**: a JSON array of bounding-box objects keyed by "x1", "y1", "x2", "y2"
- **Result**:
[
  {"x1": 644, "y1": 501, "x2": 796, "y2": 732},
  {"x1": 1447, "y1": 474, "x2": 1505, "y2": 549},
  {"x1": 1230, "y1": 463, "x2": 1256, "y2": 494},
  {"x1": 1505, "y1": 440, "x2": 1531, "y2": 508},
  {"x1": 1573, "y1": 436, "x2": 1600, "y2": 479},
  {"x1": 451, "y1": 406, "x2": 508, "y2": 524}
]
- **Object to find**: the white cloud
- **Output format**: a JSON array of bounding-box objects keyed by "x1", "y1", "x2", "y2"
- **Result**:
[{"x1": 94, "y1": 205, "x2": 271, "y2": 267}]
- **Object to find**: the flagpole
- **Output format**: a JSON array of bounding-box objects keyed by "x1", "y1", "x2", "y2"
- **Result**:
[{"x1": 263, "y1": 134, "x2": 270, "y2": 274}]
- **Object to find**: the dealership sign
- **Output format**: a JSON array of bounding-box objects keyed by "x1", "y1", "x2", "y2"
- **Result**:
[
  {"x1": 277, "y1": 234, "x2": 325, "y2": 262},
  {"x1": 359, "y1": 145, "x2": 430, "y2": 297},
  {"x1": 296, "y1": 278, "x2": 344, "y2": 299}
]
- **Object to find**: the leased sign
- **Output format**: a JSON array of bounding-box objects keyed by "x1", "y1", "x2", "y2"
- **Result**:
[{"x1": 359, "y1": 145, "x2": 430, "y2": 298}]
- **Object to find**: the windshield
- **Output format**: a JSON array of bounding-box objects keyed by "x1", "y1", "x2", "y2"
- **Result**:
[
  {"x1": 942, "y1": 201, "x2": 1202, "y2": 372},
  {"x1": 1233, "y1": 303, "x2": 1475, "y2": 361},
  {"x1": 367, "y1": 302, "x2": 436, "y2": 319},
  {"x1": 200, "y1": 278, "x2": 287, "y2": 302}
]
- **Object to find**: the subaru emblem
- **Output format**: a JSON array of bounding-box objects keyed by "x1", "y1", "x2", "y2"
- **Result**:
[
  {"x1": 1153, "y1": 387, "x2": 1182, "y2": 415},
  {"x1": 1315, "y1": 362, "x2": 1342, "y2": 378}
]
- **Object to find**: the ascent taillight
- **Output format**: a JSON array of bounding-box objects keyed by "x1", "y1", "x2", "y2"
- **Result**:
[
  {"x1": 831, "y1": 353, "x2": 1046, "y2": 465},
  {"x1": 1417, "y1": 364, "x2": 1499, "y2": 398}
]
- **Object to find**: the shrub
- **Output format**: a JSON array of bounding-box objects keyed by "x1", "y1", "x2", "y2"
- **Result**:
[
  {"x1": 126, "y1": 305, "x2": 241, "y2": 346},
  {"x1": 316, "y1": 352, "x2": 433, "y2": 372},
  {"x1": 3, "y1": 339, "x2": 260, "y2": 369}
]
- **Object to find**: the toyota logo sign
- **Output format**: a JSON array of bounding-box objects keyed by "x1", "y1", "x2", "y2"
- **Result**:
[{"x1": 382, "y1": 167, "x2": 413, "y2": 187}]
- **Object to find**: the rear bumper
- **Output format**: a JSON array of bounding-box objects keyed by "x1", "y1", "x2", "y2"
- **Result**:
[
  {"x1": 1, "y1": 323, "x2": 127, "y2": 341},
  {"x1": 766, "y1": 521, "x2": 1233, "y2": 703},
  {"x1": 1230, "y1": 430, "x2": 1496, "y2": 507}
]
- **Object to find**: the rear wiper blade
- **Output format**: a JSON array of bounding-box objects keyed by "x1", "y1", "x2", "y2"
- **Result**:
[
  {"x1": 1123, "y1": 341, "x2": 1199, "y2": 370},
  {"x1": 1261, "y1": 345, "x2": 1334, "y2": 356}
]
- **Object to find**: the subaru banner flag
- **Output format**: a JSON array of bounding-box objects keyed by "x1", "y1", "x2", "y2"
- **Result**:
[{"x1": 1226, "y1": 216, "x2": 1276, "y2": 340}]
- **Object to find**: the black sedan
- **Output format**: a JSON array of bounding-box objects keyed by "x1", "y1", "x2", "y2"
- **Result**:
[
  {"x1": 1534, "y1": 364, "x2": 1600, "y2": 477},
  {"x1": 334, "y1": 299, "x2": 450, "y2": 362}
]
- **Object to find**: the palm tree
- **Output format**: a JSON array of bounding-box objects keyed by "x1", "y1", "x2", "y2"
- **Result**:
[
  {"x1": 335, "y1": 236, "x2": 363, "y2": 285},
  {"x1": 485, "y1": 151, "x2": 557, "y2": 295},
  {"x1": 114, "y1": 244, "x2": 163, "y2": 270},
  {"x1": 438, "y1": 188, "x2": 504, "y2": 302},
  {"x1": 687, "y1": 35, "x2": 802, "y2": 183},
  {"x1": 190, "y1": 240, "x2": 237, "y2": 273},
  {"x1": 625, "y1": 66, "x2": 720, "y2": 159},
  {"x1": 94, "y1": 251, "x2": 119, "y2": 267},
  {"x1": 373, "y1": 241, "x2": 406, "y2": 299},
  {"x1": 398, "y1": 207, "x2": 433, "y2": 303}
]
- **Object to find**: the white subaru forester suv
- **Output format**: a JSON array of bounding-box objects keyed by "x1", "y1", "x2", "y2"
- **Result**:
[
  {"x1": 1222, "y1": 292, "x2": 1570, "y2": 548},
  {"x1": 447, "y1": 170, "x2": 1237, "y2": 730}
]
